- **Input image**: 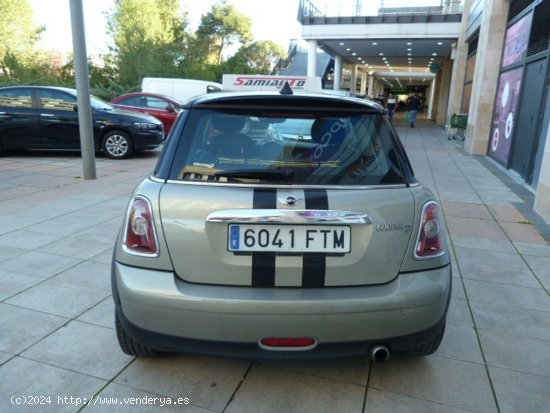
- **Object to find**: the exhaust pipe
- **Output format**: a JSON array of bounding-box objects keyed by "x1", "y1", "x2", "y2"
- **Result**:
[{"x1": 370, "y1": 344, "x2": 390, "y2": 363}]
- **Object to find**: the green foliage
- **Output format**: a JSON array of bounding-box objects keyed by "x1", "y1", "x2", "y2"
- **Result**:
[
  {"x1": 0, "y1": 0, "x2": 286, "y2": 94},
  {"x1": 225, "y1": 40, "x2": 286, "y2": 74},
  {"x1": 194, "y1": 0, "x2": 253, "y2": 66},
  {"x1": 0, "y1": 0, "x2": 44, "y2": 58},
  {"x1": 107, "y1": 0, "x2": 189, "y2": 88}
]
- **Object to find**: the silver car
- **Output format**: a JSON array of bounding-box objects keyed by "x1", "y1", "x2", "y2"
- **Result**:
[{"x1": 112, "y1": 91, "x2": 451, "y2": 361}]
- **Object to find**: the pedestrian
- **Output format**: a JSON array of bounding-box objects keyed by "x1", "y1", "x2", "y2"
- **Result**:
[
  {"x1": 407, "y1": 95, "x2": 420, "y2": 128},
  {"x1": 385, "y1": 93, "x2": 397, "y2": 122}
]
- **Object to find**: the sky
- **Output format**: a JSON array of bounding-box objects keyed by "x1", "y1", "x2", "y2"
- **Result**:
[{"x1": 28, "y1": 0, "x2": 302, "y2": 55}]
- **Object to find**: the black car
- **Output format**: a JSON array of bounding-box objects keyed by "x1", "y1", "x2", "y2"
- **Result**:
[{"x1": 0, "y1": 86, "x2": 164, "y2": 159}]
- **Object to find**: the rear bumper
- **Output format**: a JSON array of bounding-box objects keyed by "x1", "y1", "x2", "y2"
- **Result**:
[{"x1": 112, "y1": 262, "x2": 451, "y2": 358}]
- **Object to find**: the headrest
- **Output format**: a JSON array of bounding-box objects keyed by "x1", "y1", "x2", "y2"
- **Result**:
[{"x1": 212, "y1": 116, "x2": 246, "y2": 133}]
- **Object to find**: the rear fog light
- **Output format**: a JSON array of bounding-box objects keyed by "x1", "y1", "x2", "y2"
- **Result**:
[{"x1": 260, "y1": 337, "x2": 317, "y2": 350}]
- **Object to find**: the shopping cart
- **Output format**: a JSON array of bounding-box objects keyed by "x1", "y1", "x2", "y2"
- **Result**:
[{"x1": 448, "y1": 113, "x2": 468, "y2": 141}]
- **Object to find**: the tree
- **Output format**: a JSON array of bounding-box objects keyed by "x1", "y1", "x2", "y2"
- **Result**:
[
  {"x1": 0, "y1": 0, "x2": 45, "y2": 82},
  {"x1": 107, "y1": 0, "x2": 189, "y2": 87},
  {"x1": 194, "y1": 0, "x2": 253, "y2": 66},
  {"x1": 225, "y1": 40, "x2": 286, "y2": 74},
  {"x1": 0, "y1": 0, "x2": 43, "y2": 58}
]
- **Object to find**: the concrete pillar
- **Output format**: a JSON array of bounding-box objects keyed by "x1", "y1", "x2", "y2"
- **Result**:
[
  {"x1": 429, "y1": 71, "x2": 442, "y2": 120},
  {"x1": 334, "y1": 55, "x2": 342, "y2": 91},
  {"x1": 427, "y1": 78, "x2": 437, "y2": 119},
  {"x1": 436, "y1": 57, "x2": 453, "y2": 126},
  {"x1": 534, "y1": 121, "x2": 550, "y2": 222},
  {"x1": 446, "y1": 0, "x2": 474, "y2": 123},
  {"x1": 360, "y1": 71, "x2": 367, "y2": 95},
  {"x1": 464, "y1": 0, "x2": 509, "y2": 155},
  {"x1": 368, "y1": 75, "x2": 374, "y2": 98},
  {"x1": 351, "y1": 65, "x2": 358, "y2": 94},
  {"x1": 307, "y1": 40, "x2": 317, "y2": 77}
]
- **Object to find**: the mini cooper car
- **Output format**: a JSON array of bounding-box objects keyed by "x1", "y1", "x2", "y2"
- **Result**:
[{"x1": 112, "y1": 90, "x2": 451, "y2": 360}]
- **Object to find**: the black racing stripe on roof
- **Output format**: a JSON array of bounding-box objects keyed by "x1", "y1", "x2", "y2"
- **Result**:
[
  {"x1": 251, "y1": 188, "x2": 277, "y2": 287},
  {"x1": 302, "y1": 189, "x2": 329, "y2": 288}
]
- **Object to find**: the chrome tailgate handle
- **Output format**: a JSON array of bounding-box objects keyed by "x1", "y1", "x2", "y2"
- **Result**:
[{"x1": 206, "y1": 209, "x2": 373, "y2": 225}]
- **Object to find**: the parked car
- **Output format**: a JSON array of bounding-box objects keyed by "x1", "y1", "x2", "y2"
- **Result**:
[
  {"x1": 112, "y1": 90, "x2": 451, "y2": 360},
  {"x1": 110, "y1": 92, "x2": 183, "y2": 134},
  {"x1": 0, "y1": 86, "x2": 164, "y2": 159},
  {"x1": 141, "y1": 77, "x2": 222, "y2": 102}
]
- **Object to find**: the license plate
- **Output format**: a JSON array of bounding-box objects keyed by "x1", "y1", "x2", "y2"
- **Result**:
[{"x1": 228, "y1": 224, "x2": 351, "y2": 253}]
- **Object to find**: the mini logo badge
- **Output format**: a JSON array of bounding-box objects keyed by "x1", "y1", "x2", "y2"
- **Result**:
[
  {"x1": 278, "y1": 194, "x2": 303, "y2": 207},
  {"x1": 286, "y1": 196, "x2": 297, "y2": 206}
]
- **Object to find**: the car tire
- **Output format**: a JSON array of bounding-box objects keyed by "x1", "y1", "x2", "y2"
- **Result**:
[
  {"x1": 115, "y1": 312, "x2": 160, "y2": 357},
  {"x1": 395, "y1": 322, "x2": 446, "y2": 357},
  {"x1": 102, "y1": 130, "x2": 134, "y2": 159}
]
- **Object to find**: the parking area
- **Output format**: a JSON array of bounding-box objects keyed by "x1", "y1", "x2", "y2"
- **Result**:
[{"x1": 1, "y1": 116, "x2": 549, "y2": 412}]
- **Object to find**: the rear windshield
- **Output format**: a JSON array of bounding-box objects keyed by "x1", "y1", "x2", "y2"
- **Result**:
[{"x1": 168, "y1": 109, "x2": 406, "y2": 185}]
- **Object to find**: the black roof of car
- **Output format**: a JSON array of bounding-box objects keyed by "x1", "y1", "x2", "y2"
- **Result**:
[
  {"x1": 0, "y1": 85, "x2": 76, "y2": 93},
  {"x1": 183, "y1": 92, "x2": 386, "y2": 113}
]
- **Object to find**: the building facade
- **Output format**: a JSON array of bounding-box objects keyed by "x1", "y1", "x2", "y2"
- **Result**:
[{"x1": 296, "y1": 0, "x2": 550, "y2": 222}]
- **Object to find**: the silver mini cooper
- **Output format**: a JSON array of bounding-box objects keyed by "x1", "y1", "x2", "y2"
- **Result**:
[{"x1": 112, "y1": 91, "x2": 451, "y2": 361}]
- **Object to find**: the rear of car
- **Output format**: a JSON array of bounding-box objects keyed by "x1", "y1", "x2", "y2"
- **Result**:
[{"x1": 112, "y1": 92, "x2": 451, "y2": 359}]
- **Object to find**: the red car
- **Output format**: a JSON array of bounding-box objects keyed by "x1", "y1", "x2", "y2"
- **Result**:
[{"x1": 110, "y1": 92, "x2": 183, "y2": 134}]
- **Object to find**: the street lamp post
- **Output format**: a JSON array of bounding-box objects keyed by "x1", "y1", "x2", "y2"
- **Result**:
[{"x1": 69, "y1": 0, "x2": 97, "y2": 180}]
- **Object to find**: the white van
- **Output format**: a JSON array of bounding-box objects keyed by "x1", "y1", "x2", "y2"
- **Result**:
[{"x1": 141, "y1": 78, "x2": 222, "y2": 102}]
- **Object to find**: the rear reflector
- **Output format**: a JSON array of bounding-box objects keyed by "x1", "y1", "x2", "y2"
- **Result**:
[{"x1": 260, "y1": 337, "x2": 317, "y2": 350}]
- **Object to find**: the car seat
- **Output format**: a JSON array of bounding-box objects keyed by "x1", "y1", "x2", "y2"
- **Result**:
[{"x1": 210, "y1": 116, "x2": 253, "y2": 158}]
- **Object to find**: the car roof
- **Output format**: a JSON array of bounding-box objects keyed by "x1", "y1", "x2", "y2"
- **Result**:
[
  {"x1": 183, "y1": 92, "x2": 385, "y2": 113},
  {"x1": 0, "y1": 85, "x2": 76, "y2": 94},
  {"x1": 112, "y1": 92, "x2": 183, "y2": 103}
]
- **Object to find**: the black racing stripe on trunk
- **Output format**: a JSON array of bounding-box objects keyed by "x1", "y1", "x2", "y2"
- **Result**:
[
  {"x1": 304, "y1": 188, "x2": 329, "y2": 209},
  {"x1": 252, "y1": 253, "x2": 276, "y2": 287},
  {"x1": 252, "y1": 188, "x2": 276, "y2": 287},
  {"x1": 302, "y1": 189, "x2": 329, "y2": 287},
  {"x1": 302, "y1": 253, "x2": 326, "y2": 287},
  {"x1": 253, "y1": 188, "x2": 277, "y2": 209}
]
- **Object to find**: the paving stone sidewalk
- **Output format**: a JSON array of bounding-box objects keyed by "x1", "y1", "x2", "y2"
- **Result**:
[{"x1": 0, "y1": 117, "x2": 549, "y2": 412}]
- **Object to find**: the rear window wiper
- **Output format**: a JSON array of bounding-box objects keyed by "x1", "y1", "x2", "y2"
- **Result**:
[{"x1": 214, "y1": 169, "x2": 295, "y2": 181}]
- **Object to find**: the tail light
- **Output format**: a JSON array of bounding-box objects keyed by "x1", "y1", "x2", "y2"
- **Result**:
[
  {"x1": 414, "y1": 201, "x2": 445, "y2": 259},
  {"x1": 123, "y1": 196, "x2": 159, "y2": 257}
]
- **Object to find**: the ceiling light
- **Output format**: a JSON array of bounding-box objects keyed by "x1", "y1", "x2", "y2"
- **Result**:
[
  {"x1": 407, "y1": 48, "x2": 412, "y2": 51},
  {"x1": 372, "y1": 42, "x2": 378, "y2": 45},
  {"x1": 346, "y1": 48, "x2": 351, "y2": 51},
  {"x1": 406, "y1": 42, "x2": 412, "y2": 46},
  {"x1": 407, "y1": 53, "x2": 412, "y2": 56},
  {"x1": 430, "y1": 58, "x2": 434, "y2": 61},
  {"x1": 437, "y1": 42, "x2": 443, "y2": 45},
  {"x1": 352, "y1": 52, "x2": 357, "y2": 56},
  {"x1": 379, "y1": 53, "x2": 384, "y2": 56},
  {"x1": 339, "y1": 42, "x2": 345, "y2": 46},
  {"x1": 432, "y1": 53, "x2": 437, "y2": 56},
  {"x1": 357, "y1": 57, "x2": 362, "y2": 60}
]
